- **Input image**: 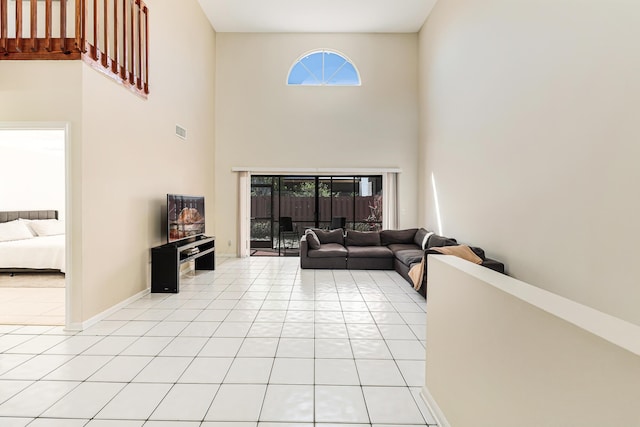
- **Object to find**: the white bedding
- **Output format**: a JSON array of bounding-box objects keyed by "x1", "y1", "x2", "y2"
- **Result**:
[{"x1": 0, "y1": 234, "x2": 65, "y2": 273}]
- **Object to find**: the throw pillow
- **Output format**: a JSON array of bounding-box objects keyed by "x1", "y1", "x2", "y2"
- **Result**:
[
  {"x1": 305, "y1": 229, "x2": 321, "y2": 249},
  {"x1": 313, "y1": 228, "x2": 344, "y2": 245},
  {"x1": 345, "y1": 230, "x2": 381, "y2": 247},
  {"x1": 380, "y1": 228, "x2": 418, "y2": 245},
  {"x1": 0, "y1": 220, "x2": 35, "y2": 242}
]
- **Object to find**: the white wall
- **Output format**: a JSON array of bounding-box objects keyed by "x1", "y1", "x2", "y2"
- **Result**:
[
  {"x1": 78, "y1": 0, "x2": 216, "y2": 322},
  {"x1": 215, "y1": 33, "x2": 419, "y2": 255},
  {"x1": 418, "y1": 0, "x2": 640, "y2": 325},
  {"x1": 425, "y1": 256, "x2": 640, "y2": 427},
  {"x1": 0, "y1": 129, "x2": 65, "y2": 218},
  {"x1": 0, "y1": 0, "x2": 216, "y2": 324}
]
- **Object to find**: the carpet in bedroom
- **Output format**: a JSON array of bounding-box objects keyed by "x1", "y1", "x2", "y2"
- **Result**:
[{"x1": 0, "y1": 272, "x2": 65, "y2": 288}]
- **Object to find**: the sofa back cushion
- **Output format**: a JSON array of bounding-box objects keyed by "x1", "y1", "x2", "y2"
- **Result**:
[
  {"x1": 413, "y1": 228, "x2": 434, "y2": 248},
  {"x1": 313, "y1": 228, "x2": 344, "y2": 245},
  {"x1": 345, "y1": 230, "x2": 381, "y2": 247},
  {"x1": 426, "y1": 234, "x2": 458, "y2": 248},
  {"x1": 380, "y1": 228, "x2": 417, "y2": 245},
  {"x1": 305, "y1": 229, "x2": 321, "y2": 249}
]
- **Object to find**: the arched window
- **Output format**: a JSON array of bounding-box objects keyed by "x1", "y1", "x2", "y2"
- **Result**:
[{"x1": 287, "y1": 49, "x2": 361, "y2": 86}]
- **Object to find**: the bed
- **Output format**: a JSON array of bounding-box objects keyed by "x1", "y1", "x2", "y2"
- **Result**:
[{"x1": 0, "y1": 210, "x2": 66, "y2": 274}]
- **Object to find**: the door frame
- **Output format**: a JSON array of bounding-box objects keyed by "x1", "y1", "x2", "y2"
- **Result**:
[
  {"x1": 236, "y1": 167, "x2": 400, "y2": 258},
  {"x1": 0, "y1": 122, "x2": 72, "y2": 327}
]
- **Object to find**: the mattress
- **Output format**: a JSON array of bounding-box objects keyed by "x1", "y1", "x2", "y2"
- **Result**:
[{"x1": 0, "y1": 234, "x2": 65, "y2": 273}]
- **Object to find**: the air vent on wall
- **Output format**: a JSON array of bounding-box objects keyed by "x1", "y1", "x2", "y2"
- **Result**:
[{"x1": 175, "y1": 125, "x2": 187, "y2": 140}]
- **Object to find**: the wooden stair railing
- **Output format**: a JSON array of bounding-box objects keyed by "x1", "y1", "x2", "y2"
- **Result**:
[{"x1": 0, "y1": 0, "x2": 149, "y2": 97}]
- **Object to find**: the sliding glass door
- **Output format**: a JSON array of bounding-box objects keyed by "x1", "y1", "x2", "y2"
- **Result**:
[{"x1": 250, "y1": 175, "x2": 383, "y2": 254}]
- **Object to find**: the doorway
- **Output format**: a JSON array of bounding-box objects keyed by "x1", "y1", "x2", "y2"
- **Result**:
[
  {"x1": 250, "y1": 175, "x2": 383, "y2": 255},
  {"x1": 0, "y1": 125, "x2": 69, "y2": 326}
]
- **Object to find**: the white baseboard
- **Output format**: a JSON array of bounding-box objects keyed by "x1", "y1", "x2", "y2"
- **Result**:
[
  {"x1": 421, "y1": 386, "x2": 451, "y2": 427},
  {"x1": 65, "y1": 288, "x2": 150, "y2": 332}
]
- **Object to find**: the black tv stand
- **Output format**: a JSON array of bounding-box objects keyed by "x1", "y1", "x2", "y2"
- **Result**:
[{"x1": 151, "y1": 235, "x2": 215, "y2": 293}]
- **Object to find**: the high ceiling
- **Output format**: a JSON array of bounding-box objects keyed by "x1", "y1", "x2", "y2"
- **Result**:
[{"x1": 196, "y1": 0, "x2": 438, "y2": 33}]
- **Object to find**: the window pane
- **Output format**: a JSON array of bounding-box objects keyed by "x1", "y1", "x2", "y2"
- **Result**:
[
  {"x1": 328, "y1": 62, "x2": 360, "y2": 85},
  {"x1": 300, "y1": 53, "x2": 323, "y2": 82},
  {"x1": 288, "y1": 62, "x2": 316, "y2": 85}
]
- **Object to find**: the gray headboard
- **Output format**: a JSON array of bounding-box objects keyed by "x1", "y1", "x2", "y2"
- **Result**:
[{"x1": 0, "y1": 210, "x2": 59, "y2": 223}]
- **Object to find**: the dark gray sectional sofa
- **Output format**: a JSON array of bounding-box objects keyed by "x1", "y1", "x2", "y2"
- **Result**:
[{"x1": 300, "y1": 227, "x2": 505, "y2": 297}]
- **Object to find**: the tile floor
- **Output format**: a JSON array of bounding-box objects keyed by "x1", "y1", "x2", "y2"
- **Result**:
[
  {"x1": 0, "y1": 287, "x2": 65, "y2": 326},
  {"x1": 0, "y1": 256, "x2": 437, "y2": 426}
]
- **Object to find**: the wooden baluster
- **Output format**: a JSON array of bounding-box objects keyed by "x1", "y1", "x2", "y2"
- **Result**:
[
  {"x1": 45, "y1": 0, "x2": 51, "y2": 51},
  {"x1": 1, "y1": 0, "x2": 7, "y2": 53},
  {"x1": 90, "y1": 0, "x2": 96, "y2": 59},
  {"x1": 60, "y1": 0, "x2": 67, "y2": 52},
  {"x1": 15, "y1": 0, "x2": 22, "y2": 52},
  {"x1": 129, "y1": 0, "x2": 134, "y2": 85},
  {"x1": 102, "y1": 0, "x2": 107, "y2": 66},
  {"x1": 121, "y1": 0, "x2": 126, "y2": 79},
  {"x1": 143, "y1": 4, "x2": 148, "y2": 93},
  {"x1": 77, "y1": 0, "x2": 84, "y2": 51},
  {"x1": 112, "y1": 0, "x2": 118, "y2": 73},
  {"x1": 29, "y1": 0, "x2": 35, "y2": 51},
  {"x1": 136, "y1": 0, "x2": 141, "y2": 89}
]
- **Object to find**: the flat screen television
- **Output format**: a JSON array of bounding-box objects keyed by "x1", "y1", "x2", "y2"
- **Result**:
[{"x1": 167, "y1": 194, "x2": 205, "y2": 243}]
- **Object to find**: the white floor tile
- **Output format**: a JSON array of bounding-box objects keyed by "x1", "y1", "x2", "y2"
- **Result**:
[
  {"x1": 260, "y1": 384, "x2": 314, "y2": 422},
  {"x1": 88, "y1": 355, "x2": 153, "y2": 382},
  {"x1": 0, "y1": 380, "x2": 33, "y2": 405},
  {"x1": 269, "y1": 358, "x2": 313, "y2": 385},
  {"x1": 204, "y1": 384, "x2": 266, "y2": 421},
  {"x1": 95, "y1": 383, "x2": 172, "y2": 420},
  {"x1": 237, "y1": 338, "x2": 279, "y2": 357},
  {"x1": 385, "y1": 340, "x2": 426, "y2": 360},
  {"x1": 314, "y1": 323, "x2": 348, "y2": 339},
  {"x1": 81, "y1": 336, "x2": 138, "y2": 355},
  {"x1": 132, "y1": 356, "x2": 192, "y2": 383},
  {"x1": 0, "y1": 417, "x2": 31, "y2": 427},
  {"x1": 346, "y1": 324, "x2": 383, "y2": 339},
  {"x1": 247, "y1": 322, "x2": 283, "y2": 338},
  {"x1": 85, "y1": 420, "x2": 144, "y2": 426},
  {"x1": 0, "y1": 354, "x2": 33, "y2": 376},
  {"x1": 315, "y1": 359, "x2": 359, "y2": 385},
  {"x1": 363, "y1": 386, "x2": 425, "y2": 424},
  {"x1": 43, "y1": 355, "x2": 113, "y2": 381},
  {"x1": 315, "y1": 385, "x2": 369, "y2": 423},
  {"x1": 314, "y1": 339, "x2": 353, "y2": 359},
  {"x1": 178, "y1": 357, "x2": 233, "y2": 383},
  {"x1": 356, "y1": 359, "x2": 406, "y2": 386},
  {"x1": 120, "y1": 336, "x2": 173, "y2": 356},
  {"x1": 41, "y1": 382, "x2": 125, "y2": 418},
  {"x1": 276, "y1": 338, "x2": 314, "y2": 358},
  {"x1": 0, "y1": 380, "x2": 79, "y2": 417},
  {"x1": 4, "y1": 335, "x2": 69, "y2": 354},
  {"x1": 149, "y1": 383, "x2": 219, "y2": 420},
  {"x1": 198, "y1": 337, "x2": 244, "y2": 357},
  {"x1": 27, "y1": 418, "x2": 88, "y2": 426},
  {"x1": 178, "y1": 321, "x2": 221, "y2": 337},
  {"x1": 280, "y1": 323, "x2": 314, "y2": 338},
  {"x1": 350, "y1": 339, "x2": 392, "y2": 360},
  {"x1": 396, "y1": 360, "x2": 426, "y2": 387},
  {"x1": 158, "y1": 337, "x2": 207, "y2": 357},
  {"x1": 0, "y1": 354, "x2": 74, "y2": 380},
  {"x1": 214, "y1": 322, "x2": 253, "y2": 337},
  {"x1": 224, "y1": 357, "x2": 273, "y2": 383}
]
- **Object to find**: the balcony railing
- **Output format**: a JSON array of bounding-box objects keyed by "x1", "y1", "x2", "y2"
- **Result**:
[{"x1": 0, "y1": 0, "x2": 149, "y2": 97}]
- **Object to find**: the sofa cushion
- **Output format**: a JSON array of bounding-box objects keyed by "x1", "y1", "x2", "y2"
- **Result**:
[
  {"x1": 380, "y1": 228, "x2": 418, "y2": 245},
  {"x1": 394, "y1": 249, "x2": 424, "y2": 266},
  {"x1": 345, "y1": 230, "x2": 380, "y2": 247},
  {"x1": 387, "y1": 243, "x2": 420, "y2": 253},
  {"x1": 347, "y1": 245, "x2": 393, "y2": 258},
  {"x1": 426, "y1": 234, "x2": 458, "y2": 248},
  {"x1": 313, "y1": 228, "x2": 344, "y2": 245},
  {"x1": 305, "y1": 229, "x2": 321, "y2": 249},
  {"x1": 307, "y1": 243, "x2": 348, "y2": 258}
]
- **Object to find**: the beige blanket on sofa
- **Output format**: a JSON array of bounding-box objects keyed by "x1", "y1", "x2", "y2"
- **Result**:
[{"x1": 408, "y1": 245, "x2": 482, "y2": 291}]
